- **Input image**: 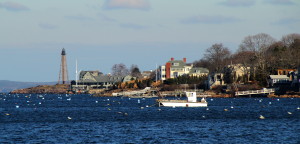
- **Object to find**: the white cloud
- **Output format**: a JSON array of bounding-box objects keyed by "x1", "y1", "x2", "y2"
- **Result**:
[
  {"x1": 103, "y1": 0, "x2": 150, "y2": 10},
  {"x1": 0, "y1": 2, "x2": 29, "y2": 12},
  {"x1": 220, "y1": 0, "x2": 256, "y2": 7}
]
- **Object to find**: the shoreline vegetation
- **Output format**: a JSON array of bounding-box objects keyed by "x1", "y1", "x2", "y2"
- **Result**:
[{"x1": 9, "y1": 84, "x2": 300, "y2": 98}]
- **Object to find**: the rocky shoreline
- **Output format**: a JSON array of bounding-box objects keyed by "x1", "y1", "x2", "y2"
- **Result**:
[
  {"x1": 9, "y1": 84, "x2": 300, "y2": 98},
  {"x1": 10, "y1": 84, "x2": 70, "y2": 94}
]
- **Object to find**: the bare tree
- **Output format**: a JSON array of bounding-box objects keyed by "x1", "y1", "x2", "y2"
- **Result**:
[
  {"x1": 239, "y1": 33, "x2": 276, "y2": 53},
  {"x1": 238, "y1": 33, "x2": 276, "y2": 85},
  {"x1": 130, "y1": 64, "x2": 142, "y2": 78},
  {"x1": 193, "y1": 59, "x2": 210, "y2": 68},
  {"x1": 204, "y1": 43, "x2": 231, "y2": 73},
  {"x1": 280, "y1": 33, "x2": 300, "y2": 68},
  {"x1": 281, "y1": 33, "x2": 300, "y2": 47},
  {"x1": 111, "y1": 63, "x2": 129, "y2": 76},
  {"x1": 289, "y1": 39, "x2": 300, "y2": 67}
]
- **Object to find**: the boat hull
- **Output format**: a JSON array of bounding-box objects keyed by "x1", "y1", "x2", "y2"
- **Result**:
[{"x1": 158, "y1": 100, "x2": 207, "y2": 107}]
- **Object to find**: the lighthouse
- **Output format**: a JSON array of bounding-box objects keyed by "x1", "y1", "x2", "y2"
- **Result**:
[{"x1": 58, "y1": 48, "x2": 69, "y2": 84}]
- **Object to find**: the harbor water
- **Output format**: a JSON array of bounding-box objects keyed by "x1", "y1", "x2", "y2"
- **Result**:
[{"x1": 0, "y1": 94, "x2": 299, "y2": 143}]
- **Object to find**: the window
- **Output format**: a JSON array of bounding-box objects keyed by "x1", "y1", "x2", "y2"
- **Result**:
[
  {"x1": 173, "y1": 63, "x2": 179, "y2": 66},
  {"x1": 217, "y1": 75, "x2": 221, "y2": 80}
]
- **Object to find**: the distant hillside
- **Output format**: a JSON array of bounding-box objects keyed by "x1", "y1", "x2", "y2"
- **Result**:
[{"x1": 0, "y1": 80, "x2": 56, "y2": 93}]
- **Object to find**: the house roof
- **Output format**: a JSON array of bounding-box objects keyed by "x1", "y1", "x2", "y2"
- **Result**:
[
  {"x1": 78, "y1": 71, "x2": 135, "y2": 83},
  {"x1": 95, "y1": 75, "x2": 124, "y2": 83},
  {"x1": 269, "y1": 75, "x2": 289, "y2": 79},
  {"x1": 189, "y1": 67, "x2": 209, "y2": 74},
  {"x1": 167, "y1": 60, "x2": 186, "y2": 68},
  {"x1": 79, "y1": 71, "x2": 102, "y2": 78}
]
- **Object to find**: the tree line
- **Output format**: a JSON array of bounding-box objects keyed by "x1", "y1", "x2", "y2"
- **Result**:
[
  {"x1": 111, "y1": 63, "x2": 143, "y2": 78},
  {"x1": 109, "y1": 33, "x2": 299, "y2": 89},
  {"x1": 194, "y1": 33, "x2": 300, "y2": 86}
]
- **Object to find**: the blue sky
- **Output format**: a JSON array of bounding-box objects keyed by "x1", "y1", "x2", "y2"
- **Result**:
[{"x1": 0, "y1": 0, "x2": 299, "y2": 82}]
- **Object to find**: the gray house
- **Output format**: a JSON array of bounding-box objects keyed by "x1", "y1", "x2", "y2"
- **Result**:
[{"x1": 72, "y1": 71, "x2": 135, "y2": 91}]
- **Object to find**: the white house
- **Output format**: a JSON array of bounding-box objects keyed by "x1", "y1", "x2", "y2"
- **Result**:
[{"x1": 269, "y1": 75, "x2": 290, "y2": 86}]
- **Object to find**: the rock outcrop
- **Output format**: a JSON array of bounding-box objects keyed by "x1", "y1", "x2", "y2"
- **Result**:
[{"x1": 10, "y1": 84, "x2": 69, "y2": 94}]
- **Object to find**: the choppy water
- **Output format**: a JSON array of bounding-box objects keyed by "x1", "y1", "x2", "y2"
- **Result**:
[{"x1": 0, "y1": 94, "x2": 299, "y2": 144}]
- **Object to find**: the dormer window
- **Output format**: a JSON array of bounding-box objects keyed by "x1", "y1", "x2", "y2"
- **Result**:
[{"x1": 172, "y1": 63, "x2": 179, "y2": 66}]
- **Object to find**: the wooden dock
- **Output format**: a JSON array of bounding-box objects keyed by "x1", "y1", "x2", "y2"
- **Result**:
[{"x1": 235, "y1": 88, "x2": 275, "y2": 96}]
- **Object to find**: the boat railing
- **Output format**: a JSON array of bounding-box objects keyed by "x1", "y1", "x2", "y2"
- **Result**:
[{"x1": 157, "y1": 99, "x2": 187, "y2": 103}]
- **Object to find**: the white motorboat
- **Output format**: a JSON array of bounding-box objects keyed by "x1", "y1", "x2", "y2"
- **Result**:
[{"x1": 157, "y1": 91, "x2": 207, "y2": 107}]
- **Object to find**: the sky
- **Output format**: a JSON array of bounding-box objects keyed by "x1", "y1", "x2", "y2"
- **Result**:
[{"x1": 0, "y1": 0, "x2": 299, "y2": 82}]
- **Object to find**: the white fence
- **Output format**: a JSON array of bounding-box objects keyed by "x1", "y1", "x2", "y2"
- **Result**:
[{"x1": 235, "y1": 88, "x2": 275, "y2": 96}]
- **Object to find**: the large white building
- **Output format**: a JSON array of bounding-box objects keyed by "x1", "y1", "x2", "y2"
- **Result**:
[{"x1": 159, "y1": 58, "x2": 209, "y2": 81}]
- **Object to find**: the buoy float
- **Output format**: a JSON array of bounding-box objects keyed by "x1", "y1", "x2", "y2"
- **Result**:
[
  {"x1": 224, "y1": 109, "x2": 228, "y2": 111},
  {"x1": 259, "y1": 115, "x2": 265, "y2": 119},
  {"x1": 67, "y1": 117, "x2": 72, "y2": 120},
  {"x1": 288, "y1": 112, "x2": 292, "y2": 115}
]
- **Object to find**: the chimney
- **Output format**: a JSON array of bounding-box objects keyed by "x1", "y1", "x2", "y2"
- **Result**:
[
  {"x1": 183, "y1": 58, "x2": 186, "y2": 63},
  {"x1": 171, "y1": 57, "x2": 174, "y2": 61}
]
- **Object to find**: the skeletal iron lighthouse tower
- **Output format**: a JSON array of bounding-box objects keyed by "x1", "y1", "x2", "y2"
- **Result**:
[{"x1": 58, "y1": 48, "x2": 69, "y2": 84}]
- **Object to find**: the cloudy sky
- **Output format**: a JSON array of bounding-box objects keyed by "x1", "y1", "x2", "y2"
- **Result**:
[{"x1": 0, "y1": 0, "x2": 299, "y2": 82}]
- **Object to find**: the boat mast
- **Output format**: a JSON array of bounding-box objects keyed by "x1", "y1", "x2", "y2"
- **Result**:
[
  {"x1": 155, "y1": 64, "x2": 158, "y2": 82},
  {"x1": 75, "y1": 59, "x2": 78, "y2": 90}
]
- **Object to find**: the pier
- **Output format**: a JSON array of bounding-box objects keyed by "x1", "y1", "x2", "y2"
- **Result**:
[{"x1": 235, "y1": 88, "x2": 275, "y2": 96}]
